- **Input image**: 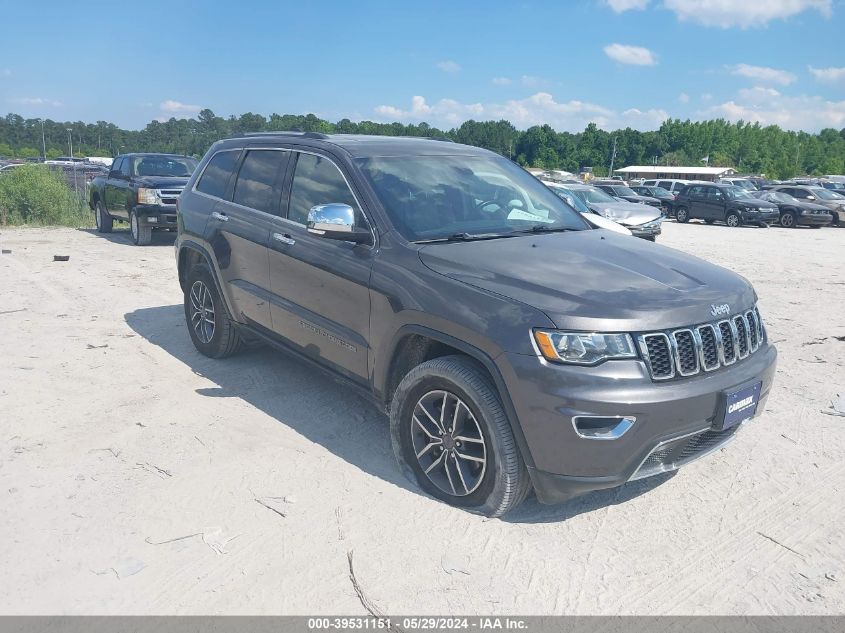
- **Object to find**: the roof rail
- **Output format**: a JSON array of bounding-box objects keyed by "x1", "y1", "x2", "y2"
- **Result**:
[{"x1": 241, "y1": 131, "x2": 330, "y2": 139}]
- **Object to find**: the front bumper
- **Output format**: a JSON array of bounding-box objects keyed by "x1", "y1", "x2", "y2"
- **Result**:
[
  {"x1": 740, "y1": 210, "x2": 779, "y2": 223},
  {"x1": 497, "y1": 343, "x2": 777, "y2": 505},
  {"x1": 797, "y1": 213, "x2": 832, "y2": 226},
  {"x1": 628, "y1": 224, "x2": 662, "y2": 239},
  {"x1": 134, "y1": 204, "x2": 178, "y2": 227}
]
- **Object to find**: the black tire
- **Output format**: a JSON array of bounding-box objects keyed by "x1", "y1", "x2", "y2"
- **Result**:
[
  {"x1": 675, "y1": 207, "x2": 689, "y2": 223},
  {"x1": 810, "y1": 224, "x2": 822, "y2": 229},
  {"x1": 779, "y1": 211, "x2": 796, "y2": 228},
  {"x1": 390, "y1": 355, "x2": 531, "y2": 517},
  {"x1": 704, "y1": 219, "x2": 715, "y2": 225},
  {"x1": 130, "y1": 209, "x2": 152, "y2": 245},
  {"x1": 183, "y1": 265, "x2": 243, "y2": 358},
  {"x1": 726, "y1": 212, "x2": 741, "y2": 228},
  {"x1": 95, "y1": 200, "x2": 113, "y2": 233}
]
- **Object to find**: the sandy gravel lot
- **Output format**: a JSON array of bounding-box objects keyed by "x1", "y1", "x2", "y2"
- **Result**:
[{"x1": 0, "y1": 222, "x2": 843, "y2": 615}]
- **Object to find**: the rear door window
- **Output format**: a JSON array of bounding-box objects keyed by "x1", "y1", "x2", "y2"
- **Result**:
[
  {"x1": 196, "y1": 150, "x2": 241, "y2": 200},
  {"x1": 232, "y1": 150, "x2": 288, "y2": 214}
]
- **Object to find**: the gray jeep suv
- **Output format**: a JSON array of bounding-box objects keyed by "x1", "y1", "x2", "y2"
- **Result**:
[{"x1": 175, "y1": 132, "x2": 777, "y2": 517}]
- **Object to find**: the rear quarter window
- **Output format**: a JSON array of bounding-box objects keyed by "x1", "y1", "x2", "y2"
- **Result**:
[{"x1": 196, "y1": 150, "x2": 241, "y2": 200}]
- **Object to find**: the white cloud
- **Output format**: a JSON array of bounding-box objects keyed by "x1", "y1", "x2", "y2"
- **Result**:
[
  {"x1": 678, "y1": 92, "x2": 690, "y2": 103},
  {"x1": 808, "y1": 66, "x2": 845, "y2": 84},
  {"x1": 521, "y1": 75, "x2": 550, "y2": 86},
  {"x1": 698, "y1": 91, "x2": 845, "y2": 132},
  {"x1": 728, "y1": 63, "x2": 796, "y2": 86},
  {"x1": 7, "y1": 96, "x2": 63, "y2": 107},
  {"x1": 436, "y1": 60, "x2": 461, "y2": 73},
  {"x1": 604, "y1": 0, "x2": 650, "y2": 11},
  {"x1": 374, "y1": 93, "x2": 668, "y2": 132},
  {"x1": 160, "y1": 99, "x2": 202, "y2": 114},
  {"x1": 662, "y1": 0, "x2": 832, "y2": 28},
  {"x1": 603, "y1": 43, "x2": 657, "y2": 66},
  {"x1": 492, "y1": 77, "x2": 512, "y2": 85}
]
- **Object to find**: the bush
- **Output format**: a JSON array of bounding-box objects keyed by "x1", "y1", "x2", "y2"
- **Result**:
[{"x1": 0, "y1": 165, "x2": 92, "y2": 227}]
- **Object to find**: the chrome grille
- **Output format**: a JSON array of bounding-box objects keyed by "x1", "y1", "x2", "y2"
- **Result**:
[
  {"x1": 734, "y1": 315, "x2": 749, "y2": 358},
  {"x1": 697, "y1": 324, "x2": 720, "y2": 371},
  {"x1": 672, "y1": 329, "x2": 699, "y2": 375},
  {"x1": 643, "y1": 333, "x2": 674, "y2": 379},
  {"x1": 718, "y1": 320, "x2": 736, "y2": 364},
  {"x1": 639, "y1": 308, "x2": 765, "y2": 381},
  {"x1": 157, "y1": 188, "x2": 183, "y2": 206}
]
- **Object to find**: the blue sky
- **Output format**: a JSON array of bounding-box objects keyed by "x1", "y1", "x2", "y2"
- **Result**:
[{"x1": 1, "y1": 0, "x2": 843, "y2": 132}]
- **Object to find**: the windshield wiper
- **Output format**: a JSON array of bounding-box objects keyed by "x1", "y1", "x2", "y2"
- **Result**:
[
  {"x1": 514, "y1": 224, "x2": 579, "y2": 234},
  {"x1": 414, "y1": 232, "x2": 517, "y2": 244}
]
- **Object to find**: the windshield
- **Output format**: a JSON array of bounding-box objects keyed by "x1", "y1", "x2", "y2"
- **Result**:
[
  {"x1": 131, "y1": 155, "x2": 198, "y2": 178},
  {"x1": 724, "y1": 186, "x2": 753, "y2": 200},
  {"x1": 811, "y1": 187, "x2": 843, "y2": 200},
  {"x1": 357, "y1": 155, "x2": 589, "y2": 241},
  {"x1": 575, "y1": 187, "x2": 618, "y2": 204},
  {"x1": 763, "y1": 191, "x2": 796, "y2": 203},
  {"x1": 613, "y1": 186, "x2": 638, "y2": 197},
  {"x1": 548, "y1": 186, "x2": 591, "y2": 213}
]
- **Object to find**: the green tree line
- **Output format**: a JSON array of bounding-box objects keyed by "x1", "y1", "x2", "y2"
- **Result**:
[{"x1": 2, "y1": 111, "x2": 844, "y2": 179}]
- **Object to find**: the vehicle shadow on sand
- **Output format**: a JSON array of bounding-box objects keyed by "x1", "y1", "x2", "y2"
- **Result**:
[
  {"x1": 78, "y1": 227, "x2": 177, "y2": 247},
  {"x1": 126, "y1": 304, "x2": 674, "y2": 523}
]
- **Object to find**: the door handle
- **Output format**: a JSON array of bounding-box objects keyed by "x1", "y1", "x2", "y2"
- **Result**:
[
  {"x1": 273, "y1": 232, "x2": 296, "y2": 246},
  {"x1": 211, "y1": 211, "x2": 229, "y2": 222}
]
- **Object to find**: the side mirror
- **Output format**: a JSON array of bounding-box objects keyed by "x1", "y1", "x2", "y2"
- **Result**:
[
  {"x1": 109, "y1": 170, "x2": 121, "y2": 179},
  {"x1": 306, "y1": 204, "x2": 372, "y2": 245}
]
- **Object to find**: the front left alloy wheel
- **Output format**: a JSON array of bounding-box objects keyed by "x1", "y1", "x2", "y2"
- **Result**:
[
  {"x1": 130, "y1": 210, "x2": 152, "y2": 245},
  {"x1": 390, "y1": 355, "x2": 531, "y2": 517}
]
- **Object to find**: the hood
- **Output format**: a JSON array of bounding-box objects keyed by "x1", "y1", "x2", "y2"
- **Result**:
[
  {"x1": 419, "y1": 231, "x2": 756, "y2": 332},
  {"x1": 134, "y1": 175, "x2": 190, "y2": 189},
  {"x1": 623, "y1": 194, "x2": 661, "y2": 206},
  {"x1": 586, "y1": 201, "x2": 662, "y2": 226},
  {"x1": 580, "y1": 212, "x2": 632, "y2": 235},
  {"x1": 735, "y1": 198, "x2": 777, "y2": 210}
]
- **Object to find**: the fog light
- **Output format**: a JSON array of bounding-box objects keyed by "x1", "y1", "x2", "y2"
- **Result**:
[
  {"x1": 572, "y1": 416, "x2": 635, "y2": 440},
  {"x1": 148, "y1": 216, "x2": 158, "y2": 223}
]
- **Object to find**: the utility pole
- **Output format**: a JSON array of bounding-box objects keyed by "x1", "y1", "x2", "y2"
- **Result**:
[
  {"x1": 608, "y1": 136, "x2": 618, "y2": 177},
  {"x1": 67, "y1": 128, "x2": 78, "y2": 196},
  {"x1": 37, "y1": 119, "x2": 47, "y2": 160}
]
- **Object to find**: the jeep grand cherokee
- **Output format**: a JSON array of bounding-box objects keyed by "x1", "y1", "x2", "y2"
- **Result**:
[{"x1": 175, "y1": 132, "x2": 777, "y2": 517}]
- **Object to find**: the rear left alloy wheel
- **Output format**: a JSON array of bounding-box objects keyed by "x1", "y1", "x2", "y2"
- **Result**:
[
  {"x1": 183, "y1": 265, "x2": 242, "y2": 358},
  {"x1": 726, "y1": 212, "x2": 741, "y2": 228},
  {"x1": 390, "y1": 355, "x2": 531, "y2": 517},
  {"x1": 96, "y1": 201, "x2": 113, "y2": 233}
]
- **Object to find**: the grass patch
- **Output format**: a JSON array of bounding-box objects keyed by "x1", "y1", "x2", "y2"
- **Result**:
[{"x1": 0, "y1": 165, "x2": 94, "y2": 227}]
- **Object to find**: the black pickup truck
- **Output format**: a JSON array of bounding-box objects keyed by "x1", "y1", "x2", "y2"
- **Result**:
[{"x1": 88, "y1": 153, "x2": 198, "y2": 244}]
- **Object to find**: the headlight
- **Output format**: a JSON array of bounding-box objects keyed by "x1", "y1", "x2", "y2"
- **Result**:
[
  {"x1": 533, "y1": 330, "x2": 637, "y2": 365},
  {"x1": 639, "y1": 218, "x2": 663, "y2": 229},
  {"x1": 137, "y1": 188, "x2": 158, "y2": 205}
]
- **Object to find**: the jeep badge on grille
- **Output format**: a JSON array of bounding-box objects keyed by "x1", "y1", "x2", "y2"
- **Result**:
[{"x1": 710, "y1": 303, "x2": 731, "y2": 317}]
